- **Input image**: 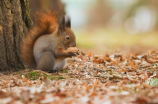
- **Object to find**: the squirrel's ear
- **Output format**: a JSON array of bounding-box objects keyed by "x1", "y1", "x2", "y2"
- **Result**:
[
  {"x1": 65, "y1": 16, "x2": 71, "y2": 28},
  {"x1": 58, "y1": 16, "x2": 65, "y2": 34}
]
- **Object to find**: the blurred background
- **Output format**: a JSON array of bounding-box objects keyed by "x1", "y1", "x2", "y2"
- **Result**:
[{"x1": 29, "y1": 0, "x2": 158, "y2": 55}]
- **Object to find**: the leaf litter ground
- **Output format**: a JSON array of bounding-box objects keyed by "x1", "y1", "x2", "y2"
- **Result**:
[{"x1": 1, "y1": 51, "x2": 158, "y2": 104}]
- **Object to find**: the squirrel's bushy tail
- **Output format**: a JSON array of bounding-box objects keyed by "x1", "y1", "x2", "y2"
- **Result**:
[{"x1": 21, "y1": 11, "x2": 59, "y2": 69}]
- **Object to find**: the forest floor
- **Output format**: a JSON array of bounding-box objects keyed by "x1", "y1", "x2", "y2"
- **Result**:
[{"x1": 0, "y1": 50, "x2": 158, "y2": 104}]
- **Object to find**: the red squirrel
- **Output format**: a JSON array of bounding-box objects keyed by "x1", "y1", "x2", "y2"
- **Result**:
[{"x1": 21, "y1": 11, "x2": 78, "y2": 72}]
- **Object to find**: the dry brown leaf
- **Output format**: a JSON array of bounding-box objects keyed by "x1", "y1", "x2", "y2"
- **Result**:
[
  {"x1": 94, "y1": 71, "x2": 99, "y2": 76},
  {"x1": 104, "y1": 54, "x2": 111, "y2": 62},
  {"x1": 22, "y1": 75, "x2": 28, "y2": 83},
  {"x1": 85, "y1": 85, "x2": 93, "y2": 91},
  {"x1": 110, "y1": 60, "x2": 117, "y2": 65},
  {"x1": 105, "y1": 81, "x2": 111, "y2": 86},
  {"x1": 3, "y1": 80, "x2": 9, "y2": 85},
  {"x1": 118, "y1": 66, "x2": 129, "y2": 72},
  {"x1": 144, "y1": 71, "x2": 149, "y2": 81},
  {"x1": 142, "y1": 55, "x2": 158, "y2": 63},
  {"x1": 90, "y1": 91, "x2": 97, "y2": 96},
  {"x1": 88, "y1": 50, "x2": 92, "y2": 57},
  {"x1": 93, "y1": 59, "x2": 105, "y2": 64},
  {"x1": 143, "y1": 83, "x2": 151, "y2": 88}
]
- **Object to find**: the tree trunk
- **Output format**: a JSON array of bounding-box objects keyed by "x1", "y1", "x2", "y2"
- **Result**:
[{"x1": 0, "y1": 0, "x2": 32, "y2": 71}]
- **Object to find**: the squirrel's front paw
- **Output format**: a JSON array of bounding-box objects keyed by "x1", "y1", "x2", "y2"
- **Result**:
[
  {"x1": 67, "y1": 47, "x2": 79, "y2": 56},
  {"x1": 68, "y1": 52, "x2": 76, "y2": 57}
]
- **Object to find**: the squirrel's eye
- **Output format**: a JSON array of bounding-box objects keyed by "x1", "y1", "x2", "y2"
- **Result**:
[{"x1": 66, "y1": 36, "x2": 70, "y2": 40}]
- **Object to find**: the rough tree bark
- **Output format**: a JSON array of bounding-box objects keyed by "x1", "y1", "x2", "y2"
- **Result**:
[{"x1": 0, "y1": 0, "x2": 32, "y2": 71}]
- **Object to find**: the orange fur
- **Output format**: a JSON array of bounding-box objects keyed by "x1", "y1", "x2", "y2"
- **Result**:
[{"x1": 21, "y1": 11, "x2": 59, "y2": 69}]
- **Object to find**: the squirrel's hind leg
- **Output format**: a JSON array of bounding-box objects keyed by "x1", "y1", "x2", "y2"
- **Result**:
[
  {"x1": 36, "y1": 51, "x2": 55, "y2": 71},
  {"x1": 54, "y1": 59, "x2": 66, "y2": 72}
]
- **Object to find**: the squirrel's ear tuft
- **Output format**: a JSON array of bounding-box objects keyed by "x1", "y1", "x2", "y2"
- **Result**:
[
  {"x1": 58, "y1": 16, "x2": 65, "y2": 34},
  {"x1": 65, "y1": 16, "x2": 71, "y2": 28}
]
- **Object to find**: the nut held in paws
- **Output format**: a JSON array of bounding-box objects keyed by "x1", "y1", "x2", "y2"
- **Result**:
[{"x1": 67, "y1": 47, "x2": 78, "y2": 54}]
